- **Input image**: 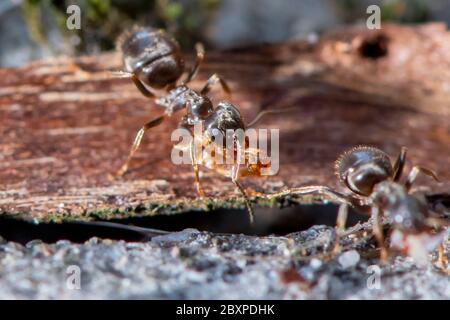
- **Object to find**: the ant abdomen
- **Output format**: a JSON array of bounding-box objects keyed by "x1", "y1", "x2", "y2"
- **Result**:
[
  {"x1": 119, "y1": 28, "x2": 184, "y2": 88},
  {"x1": 335, "y1": 146, "x2": 393, "y2": 196}
]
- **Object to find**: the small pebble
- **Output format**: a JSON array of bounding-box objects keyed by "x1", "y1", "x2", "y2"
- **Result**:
[
  {"x1": 310, "y1": 258, "x2": 322, "y2": 269},
  {"x1": 338, "y1": 250, "x2": 360, "y2": 269}
]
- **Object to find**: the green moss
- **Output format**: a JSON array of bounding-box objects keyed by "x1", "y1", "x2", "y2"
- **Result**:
[
  {"x1": 22, "y1": 0, "x2": 219, "y2": 54},
  {"x1": 0, "y1": 192, "x2": 334, "y2": 224}
]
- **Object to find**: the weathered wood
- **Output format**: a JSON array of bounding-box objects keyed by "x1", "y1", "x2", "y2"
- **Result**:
[{"x1": 0, "y1": 23, "x2": 449, "y2": 222}]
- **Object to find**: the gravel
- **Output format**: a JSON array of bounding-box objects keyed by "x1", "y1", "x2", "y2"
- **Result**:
[{"x1": 0, "y1": 226, "x2": 448, "y2": 299}]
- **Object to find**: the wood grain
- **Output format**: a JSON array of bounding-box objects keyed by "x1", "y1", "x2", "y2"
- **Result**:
[{"x1": 0, "y1": 23, "x2": 449, "y2": 222}]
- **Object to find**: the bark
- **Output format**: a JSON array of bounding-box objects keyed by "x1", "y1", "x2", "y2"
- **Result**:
[{"x1": 0, "y1": 23, "x2": 449, "y2": 222}]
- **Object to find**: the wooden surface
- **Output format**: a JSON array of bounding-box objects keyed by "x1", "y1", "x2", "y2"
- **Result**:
[{"x1": 0, "y1": 23, "x2": 449, "y2": 222}]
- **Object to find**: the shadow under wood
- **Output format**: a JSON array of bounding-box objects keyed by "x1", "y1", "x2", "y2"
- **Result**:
[{"x1": 0, "y1": 204, "x2": 367, "y2": 245}]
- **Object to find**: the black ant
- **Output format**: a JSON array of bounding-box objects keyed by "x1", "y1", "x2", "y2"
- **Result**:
[
  {"x1": 115, "y1": 27, "x2": 230, "y2": 174},
  {"x1": 114, "y1": 27, "x2": 278, "y2": 223},
  {"x1": 266, "y1": 146, "x2": 448, "y2": 268}
]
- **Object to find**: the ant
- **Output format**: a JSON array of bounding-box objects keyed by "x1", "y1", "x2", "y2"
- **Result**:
[
  {"x1": 266, "y1": 146, "x2": 448, "y2": 267},
  {"x1": 115, "y1": 27, "x2": 230, "y2": 174},
  {"x1": 333, "y1": 146, "x2": 449, "y2": 264},
  {"x1": 114, "y1": 27, "x2": 275, "y2": 223}
]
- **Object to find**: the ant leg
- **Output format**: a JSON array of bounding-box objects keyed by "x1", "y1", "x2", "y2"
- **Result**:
[
  {"x1": 422, "y1": 215, "x2": 448, "y2": 272},
  {"x1": 200, "y1": 73, "x2": 231, "y2": 96},
  {"x1": 183, "y1": 43, "x2": 205, "y2": 84},
  {"x1": 131, "y1": 74, "x2": 155, "y2": 98},
  {"x1": 425, "y1": 216, "x2": 450, "y2": 228},
  {"x1": 404, "y1": 166, "x2": 440, "y2": 191},
  {"x1": 333, "y1": 203, "x2": 349, "y2": 255},
  {"x1": 393, "y1": 147, "x2": 407, "y2": 182},
  {"x1": 263, "y1": 186, "x2": 359, "y2": 207},
  {"x1": 117, "y1": 115, "x2": 165, "y2": 176},
  {"x1": 190, "y1": 139, "x2": 205, "y2": 197},
  {"x1": 372, "y1": 206, "x2": 388, "y2": 262},
  {"x1": 232, "y1": 176, "x2": 255, "y2": 224},
  {"x1": 232, "y1": 139, "x2": 254, "y2": 224},
  {"x1": 112, "y1": 71, "x2": 156, "y2": 98},
  {"x1": 437, "y1": 244, "x2": 449, "y2": 272}
]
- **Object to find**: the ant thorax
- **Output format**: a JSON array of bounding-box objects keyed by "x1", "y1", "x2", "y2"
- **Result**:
[
  {"x1": 155, "y1": 85, "x2": 189, "y2": 114},
  {"x1": 155, "y1": 86, "x2": 213, "y2": 120},
  {"x1": 371, "y1": 181, "x2": 430, "y2": 233}
]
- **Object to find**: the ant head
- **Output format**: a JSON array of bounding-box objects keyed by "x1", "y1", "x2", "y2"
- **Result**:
[
  {"x1": 335, "y1": 146, "x2": 393, "y2": 196},
  {"x1": 204, "y1": 102, "x2": 245, "y2": 146},
  {"x1": 120, "y1": 28, "x2": 184, "y2": 88}
]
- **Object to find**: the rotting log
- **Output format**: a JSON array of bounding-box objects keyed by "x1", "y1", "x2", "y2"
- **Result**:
[{"x1": 0, "y1": 23, "x2": 449, "y2": 222}]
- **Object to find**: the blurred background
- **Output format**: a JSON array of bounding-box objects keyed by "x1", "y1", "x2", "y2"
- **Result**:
[{"x1": 0, "y1": 0, "x2": 449, "y2": 67}]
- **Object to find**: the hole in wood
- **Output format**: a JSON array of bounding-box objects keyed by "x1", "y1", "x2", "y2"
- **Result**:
[
  {"x1": 358, "y1": 34, "x2": 389, "y2": 59},
  {"x1": 0, "y1": 204, "x2": 367, "y2": 244}
]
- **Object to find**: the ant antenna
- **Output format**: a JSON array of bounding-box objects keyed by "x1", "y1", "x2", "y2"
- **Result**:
[
  {"x1": 247, "y1": 107, "x2": 298, "y2": 127},
  {"x1": 247, "y1": 88, "x2": 313, "y2": 127},
  {"x1": 74, "y1": 221, "x2": 170, "y2": 238}
]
